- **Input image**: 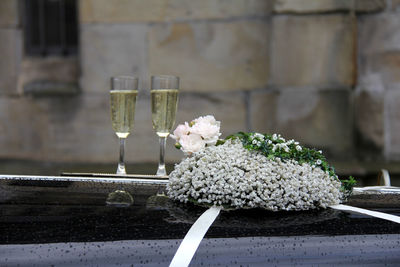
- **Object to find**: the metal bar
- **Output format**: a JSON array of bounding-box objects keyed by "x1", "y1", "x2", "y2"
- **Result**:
[
  {"x1": 59, "y1": 0, "x2": 66, "y2": 54},
  {"x1": 38, "y1": 0, "x2": 46, "y2": 56},
  {"x1": 0, "y1": 174, "x2": 169, "y2": 185},
  {"x1": 61, "y1": 172, "x2": 169, "y2": 179},
  {"x1": 23, "y1": 0, "x2": 32, "y2": 54}
]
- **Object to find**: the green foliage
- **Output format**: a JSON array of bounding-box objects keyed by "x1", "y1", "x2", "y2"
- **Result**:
[
  {"x1": 226, "y1": 132, "x2": 337, "y2": 177},
  {"x1": 175, "y1": 143, "x2": 182, "y2": 149},
  {"x1": 340, "y1": 176, "x2": 357, "y2": 198},
  {"x1": 215, "y1": 139, "x2": 226, "y2": 146},
  {"x1": 225, "y1": 132, "x2": 358, "y2": 198}
]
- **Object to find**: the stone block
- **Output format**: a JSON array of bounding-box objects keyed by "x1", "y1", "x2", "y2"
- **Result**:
[
  {"x1": 358, "y1": 14, "x2": 400, "y2": 55},
  {"x1": 354, "y1": 0, "x2": 386, "y2": 12},
  {"x1": 80, "y1": 24, "x2": 148, "y2": 94},
  {"x1": 149, "y1": 21, "x2": 269, "y2": 92},
  {"x1": 0, "y1": 0, "x2": 18, "y2": 27},
  {"x1": 250, "y1": 89, "x2": 353, "y2": 159},
  {"x1": 392, "y1": 0, "x2": 400, "y2": 11},
  {"x1": 274, "y1": 0, "x2": 385, "y2": 14},
  {"x1": 0, "y1": 95, "x2": 108, "y2": 162},
  {"x1": 42, "y1": 95, "x2": 116, "y2": 163},
  {"x1": 0, "y1": 97, "x2": 49, "y2": 159},
  {"x1": 359, "y1": 52, "x2": 400, "y2": 89},
  {"x1": 79, "y1": 0, "x2": 272, "y2": 23},
  {"x1": 358, "y1": 15, "x2": 400, "y2": 89},
  {"x1": 385, "y1": 89, "x2": 400, "y2": 160},
  {"x1": 0, "y1": 29, "x2": 21, "y2": 96},
  {"x1": 270, "y1": 15, "x2": 355, "y2": 87},
  {"x1": 17, "y1": 57, "x2": 79, "y2": 94},
  {"x1": 354, "y1": 87, "x2": 384, "y2": 159}
]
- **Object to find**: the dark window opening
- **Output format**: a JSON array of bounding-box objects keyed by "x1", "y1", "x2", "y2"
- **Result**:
[{"x1": 24, "y1": 0, "x2": 78, "y2": 57}]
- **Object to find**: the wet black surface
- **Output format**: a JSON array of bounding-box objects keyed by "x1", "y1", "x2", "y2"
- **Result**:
[
  {"x1": 0, "y1": 177, "x2": 400, "y2": 266},
  {"x1": 1, "y1": 199, "x2": 400, "y2": 244}
]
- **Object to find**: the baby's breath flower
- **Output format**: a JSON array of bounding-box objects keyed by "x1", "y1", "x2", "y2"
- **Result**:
[{"x1": 167, "y1": 139, "x2": 342, "y2": 211}]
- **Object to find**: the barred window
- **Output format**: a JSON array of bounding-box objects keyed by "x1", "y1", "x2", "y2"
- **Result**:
[{"x1": 24, "y1": 0, "x2": 78, "y2": 57}]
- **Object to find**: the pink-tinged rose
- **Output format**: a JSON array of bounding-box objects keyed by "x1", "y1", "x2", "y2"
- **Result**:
[
  {"x1": 193, "y1": 115, "x2": 220, "y2": 127},
  {"x1": 170, "y1": 122, "x2": 190, "y2": 141},
  {"x1": 204, "y1": 135, "x2": 219, "y2": 145},
  {"x1": 179, "y1": 134, "x2": 206, "y2": 154},
  {"x1": 191, "y1": 121, "x2": 220, "y2": 145}
]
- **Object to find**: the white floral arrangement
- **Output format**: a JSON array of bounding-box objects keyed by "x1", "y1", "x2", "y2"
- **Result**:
[
  {"x1": 167, "y1": 116, "x2": 355, "y2": 211},
  {"x1": 171, "y1": 115, "x2": 221, "y2": 155}
]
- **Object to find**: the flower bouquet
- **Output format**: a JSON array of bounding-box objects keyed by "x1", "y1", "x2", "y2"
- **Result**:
[
  {"x1": 170, "y1": 115, "x2": 221, "y2": 154},
  {"x1": 167, "y1": 115, "x2": 355, "y2": 212}
]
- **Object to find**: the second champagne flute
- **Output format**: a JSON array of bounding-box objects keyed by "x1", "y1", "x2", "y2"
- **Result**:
[
  {"x1": 151, "y1": 75, "x2": 180, "y2": 176},
  {"x1": 110, "y1": 76, "x2": 139, "y2": 175}
]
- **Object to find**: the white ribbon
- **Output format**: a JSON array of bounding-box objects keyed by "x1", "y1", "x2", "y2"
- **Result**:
[
  {"x1": 170, "y1": 204, "x2": 399, "y2": 267},
  {"x1": 330, "y1": 204, "x2": 400, "y2": 224},
  {"x1": 170, "y1": 206, "x2": 222, "y2": 267}
]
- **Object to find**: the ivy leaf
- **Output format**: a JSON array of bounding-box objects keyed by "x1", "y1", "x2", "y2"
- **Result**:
[
  {"x1": 341, "y1": 176, "x2": 357, "y2": 198},
  {"x1": 224, "y1": 132, "x2": 339, "y2": 182},
  {"x1": 215, "y1": 139, "x2": 226, "y2": 146}
]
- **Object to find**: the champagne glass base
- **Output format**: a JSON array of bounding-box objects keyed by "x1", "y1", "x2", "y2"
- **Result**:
[
  {"x1": 156, "y1": 166, "x2": 167, "y2": 176},
  {"x1": 106, "y1": 190, "x2": 133, "y2": 207},
  {"x1": 116, "y1": 164, "x2": 127, "y2": 175}
]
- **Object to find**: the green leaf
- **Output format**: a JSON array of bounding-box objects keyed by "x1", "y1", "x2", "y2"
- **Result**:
[
  {"x1": 224, "y1": 132, "x2": 338, "y2": 180},
  {"x1": 340, "y1": 176, "x2": 357, "y2": 199},
  {"x1": 216, "y1": 139, "x2": 226, "y2": 146},
  {"x1": 175, "y1": 143, "x2": 182, "y2": 149}
]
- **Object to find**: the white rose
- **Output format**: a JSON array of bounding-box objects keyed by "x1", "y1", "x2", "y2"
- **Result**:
[
  {"x1": 191, "y1": 121, "x2": 221, "y2": 145},
  {"x1": 193, "y1": 115, "x2": 220, "y2": 127},
  {"x1": 170, "y1": 122, "x2": 190, "y2": 141},
  {"x1": 179, "y1": 134, "x2": 206, "y2": 154}
]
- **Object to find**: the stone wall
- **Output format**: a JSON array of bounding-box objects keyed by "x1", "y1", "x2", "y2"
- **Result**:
[
  {"x1": 0, "y1": 0, "x2": 21, "y2": 97},
  {"x1": 357, "y1": 6, "x2": 400, "y2": 162},
  {"x1": 0, "y1": 0, "x2": 399, "y2": 176}
]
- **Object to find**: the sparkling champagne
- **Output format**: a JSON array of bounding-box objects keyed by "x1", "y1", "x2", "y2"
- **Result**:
[
  {"x1": 151, "y1": 89, "x2": 179, "y2": 137},
  {"x1": 110, "y1": 90, "x2": 138, "y2": 138}
]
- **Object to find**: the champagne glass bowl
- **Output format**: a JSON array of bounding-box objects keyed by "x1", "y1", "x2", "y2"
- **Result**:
[
  {"x1": 150, "y1": 75, "x2": 180, "y2": 176},
  {"x1": 110, "y1": 76, "x2": 139, "y2": 175}
]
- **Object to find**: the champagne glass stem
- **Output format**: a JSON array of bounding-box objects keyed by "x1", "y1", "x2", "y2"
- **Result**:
[
  {"x1": 117, "y1": 137, "x2": 126, "y2": 175},
  {"x1": 156, "y1": 136, "x2": 167, "y2": 176}
]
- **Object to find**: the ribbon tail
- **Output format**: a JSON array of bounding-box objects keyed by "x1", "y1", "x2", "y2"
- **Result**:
[
  {"x1": 170, "y1": 206, "x2": 222, "y2": 267},
  {"x1": 330, "y1": 204, "x2": 400, "y2": 224}
]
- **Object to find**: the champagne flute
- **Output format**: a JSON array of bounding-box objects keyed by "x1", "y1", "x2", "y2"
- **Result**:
[
  {"x1": 151, "y1": 75, "x2": 180, "y2": 176},
  {"x1": 110, "y1": 76, "x2": 139, "y2": 175}
]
